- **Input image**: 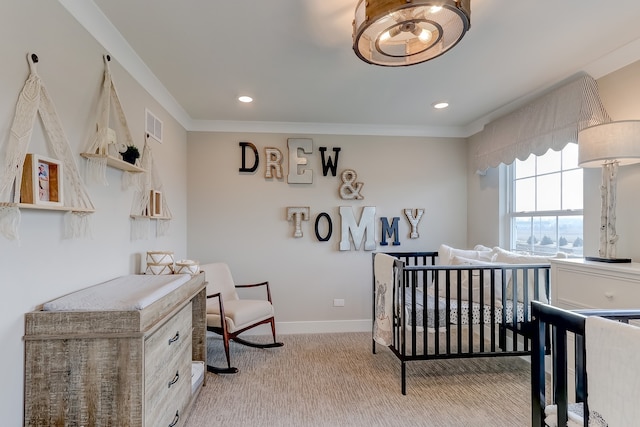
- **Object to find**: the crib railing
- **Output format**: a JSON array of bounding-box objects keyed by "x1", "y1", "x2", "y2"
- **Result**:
[{"x1": 531, "y1": 301, "x2": 640, "y2": 427}]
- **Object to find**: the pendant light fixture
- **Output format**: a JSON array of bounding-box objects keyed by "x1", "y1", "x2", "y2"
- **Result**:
[{"x1": 352, "y1": 0, "x2": 471, "y2": 66}]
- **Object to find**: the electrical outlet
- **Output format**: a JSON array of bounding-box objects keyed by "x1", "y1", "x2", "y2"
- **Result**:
[{"x1": 333, "y1": 298, "x2": 345, "y2": 307}]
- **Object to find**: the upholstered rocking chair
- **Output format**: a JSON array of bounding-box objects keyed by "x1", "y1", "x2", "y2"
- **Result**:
[{"x1": 200, "y1": 262, "x2": 283, "y2": 374}]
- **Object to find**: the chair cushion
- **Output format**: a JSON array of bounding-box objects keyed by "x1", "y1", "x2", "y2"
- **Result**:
[
  {"x1": 200, "y1": 262, "x2": 239, "y2": 303},
  {"x1": 207, "y1": 298, "x2": 274, "y2": 333}
]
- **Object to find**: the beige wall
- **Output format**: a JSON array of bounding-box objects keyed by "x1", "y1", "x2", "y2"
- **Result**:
[
  {"x1": 187, "y1": 132, "x2": 468, "y2": 328},
  {"x1": 0, "y1": 2, "x2": 189, "y2": 424}
]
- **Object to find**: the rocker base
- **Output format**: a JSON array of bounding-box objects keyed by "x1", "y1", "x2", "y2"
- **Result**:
[{"x1": 207, "y1": 365, "x2": 239, "y2": 374}]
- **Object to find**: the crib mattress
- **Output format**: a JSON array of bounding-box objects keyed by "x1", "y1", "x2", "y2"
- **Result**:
[{"x1": 403, "y1": 288, "x2": 527, "y2": 330}]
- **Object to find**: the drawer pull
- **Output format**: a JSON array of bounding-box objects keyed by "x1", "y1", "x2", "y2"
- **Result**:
[
  {"x1": 168, "y1": 410, "x2": 179, "y2": 427},
  {"x1": 605, "y1": 292, "x2": 614, "y2": 299},
  {"x1": 168, "y1": 370, "x2": 180, "y2": 388},
  {"x1": 168, "y1": 331, "x2": 180, "y2": 345}
]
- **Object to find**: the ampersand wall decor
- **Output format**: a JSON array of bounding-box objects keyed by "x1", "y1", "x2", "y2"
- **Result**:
[{"x1": 339, "y1": 169, "x2": 364, "y2": 200}]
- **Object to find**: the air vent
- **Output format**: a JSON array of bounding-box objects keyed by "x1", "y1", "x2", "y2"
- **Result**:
[{"x1": 145, "y1": 108, "x2": 163, "y2": 143}]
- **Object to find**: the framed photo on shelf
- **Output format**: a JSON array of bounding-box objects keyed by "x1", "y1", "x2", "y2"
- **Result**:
[
  {"x1": 20, "y1": 153, "x2": 64, "y2": 207},
  {"x1": 143, "y1": 190, "x2": 163, "y2": 217}
]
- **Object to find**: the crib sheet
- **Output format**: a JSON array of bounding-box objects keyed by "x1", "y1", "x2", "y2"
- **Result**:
[{"x1": 404, "y1": 288, "x2": 526, "y2": 331}]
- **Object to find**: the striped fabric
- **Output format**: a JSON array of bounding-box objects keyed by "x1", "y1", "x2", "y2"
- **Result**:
[{"x1": 470, "y1": 73, "x2": 611, "y2": 173}]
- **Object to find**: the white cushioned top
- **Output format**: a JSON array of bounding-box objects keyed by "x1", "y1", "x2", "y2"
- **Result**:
[{"x1": 43, "y1": 274, "x2": 191, "y2": 311}]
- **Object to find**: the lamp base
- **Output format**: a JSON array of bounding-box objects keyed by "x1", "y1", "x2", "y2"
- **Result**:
[{"x1": 585, "y1": 256, "x2": 632, "y2": 263}]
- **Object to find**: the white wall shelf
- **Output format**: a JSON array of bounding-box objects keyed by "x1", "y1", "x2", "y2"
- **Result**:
[
  {"x1": 1, "y1": 202, "x2": 95, "y2": 214},
  {"x1": 130, "y1": 214, "x2": 171, "y2": 220}
]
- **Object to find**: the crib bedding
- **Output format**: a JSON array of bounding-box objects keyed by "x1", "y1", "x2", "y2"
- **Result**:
[{"x1": 403, "y1": 288, "x2": 526, "y2": 331}]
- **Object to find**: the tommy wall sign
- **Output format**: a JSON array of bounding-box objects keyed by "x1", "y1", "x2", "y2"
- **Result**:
[{"x1": 239, "y1": 139, "x2": 425, "y2": 251}]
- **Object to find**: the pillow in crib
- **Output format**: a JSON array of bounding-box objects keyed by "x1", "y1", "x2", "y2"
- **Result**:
[
  {"x1": 492, "y1": 247, "x2": 562, "y2": 303},
  {"x1": 437, "y1": 244, "x2": 495, "y2": 266},
  {"x1": 437, "y1": 256, "x2": 507, "y2": 308}
]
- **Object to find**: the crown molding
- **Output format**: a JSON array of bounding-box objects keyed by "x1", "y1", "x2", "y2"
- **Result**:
[{"x1": 59, "y1": 1, "x2": 640, "y2": 139}]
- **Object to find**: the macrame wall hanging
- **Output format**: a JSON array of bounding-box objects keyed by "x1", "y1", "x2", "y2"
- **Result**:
[
  {"x1": 130, "y1": 136, "x2": 172, "y2": 240},
  {"x1": 83, "y1": 54, "x2": 143, "y2": 187},
  {"x1": 0, "y1": 53, "x2": 95, "y2": 241}
]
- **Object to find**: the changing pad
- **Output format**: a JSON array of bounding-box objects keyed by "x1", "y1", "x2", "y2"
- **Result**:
[{"x1": 43, "y1": 274, "x2": 191, "y2": 312}]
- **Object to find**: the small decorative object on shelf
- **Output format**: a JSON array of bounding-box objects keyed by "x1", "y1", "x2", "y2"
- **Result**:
[{"x1": 121, "y1": 145, "x2": 140, "y2": 165}]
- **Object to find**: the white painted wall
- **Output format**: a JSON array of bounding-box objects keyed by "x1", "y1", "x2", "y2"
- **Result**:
[
  {"x1": 0, "y1": 2, "x2": 189, "y2": 425},
  {"x1": 187, "y1": 132, "x2": 468, "y2": 331}
]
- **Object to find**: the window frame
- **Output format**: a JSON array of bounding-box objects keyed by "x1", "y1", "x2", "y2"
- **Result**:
[{"x1": 506, "y1": 144, "x2": 583, "y2": 256}]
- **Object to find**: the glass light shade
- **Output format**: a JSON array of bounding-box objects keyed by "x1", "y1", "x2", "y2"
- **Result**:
[
  {"x1": 352, "y1": 0, "x2": 471, "y2": 66},
  {"x1": 578, "y1": 120, "x2": 640, "y2": 168}
]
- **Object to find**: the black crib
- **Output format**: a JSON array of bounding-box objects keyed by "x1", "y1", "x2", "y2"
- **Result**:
[
  {"x1": 373, "y1": 251, "x2": 551, "y2": 395},
  {"x1": 531, "y1": 301, "x2": 640, "y2": 426}
]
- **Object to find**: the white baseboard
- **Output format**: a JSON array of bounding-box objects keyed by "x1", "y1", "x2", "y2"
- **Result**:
[{"x1": 239, "y1": 319, "x2": 372, "y2": 336}]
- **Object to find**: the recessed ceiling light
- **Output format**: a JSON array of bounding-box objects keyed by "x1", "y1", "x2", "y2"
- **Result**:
[
  {"x1": 432, "y1": 102, "x2": 449, "y2": 109},
  {"x1": 238, "y1": 96, "x2": 253, "y2": 103}
]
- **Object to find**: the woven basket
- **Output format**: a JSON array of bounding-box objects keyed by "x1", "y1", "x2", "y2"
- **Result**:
[
  {"x1": 146, "y1": 251, "x2": 174, "y2": 275},
  {"x1": 146, "y1": 251, "x2": 174, "y2": 265},
  {"x1": 175, "y1": 259, "x2": 199, "y2": 275}
]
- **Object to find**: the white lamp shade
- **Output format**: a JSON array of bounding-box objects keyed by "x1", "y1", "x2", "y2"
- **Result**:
[{"x1": 578, "y1": 120, "x2": 640, "y2": 168}]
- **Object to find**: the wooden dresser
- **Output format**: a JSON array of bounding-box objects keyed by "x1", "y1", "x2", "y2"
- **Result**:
[{"x1": 23, "y1": 273, "x2": 207, "y2": 427}]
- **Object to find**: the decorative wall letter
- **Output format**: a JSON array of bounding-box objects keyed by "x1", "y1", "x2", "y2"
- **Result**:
[
  {"x1": 239, "y1": 142, "x2": 259, "y2": 173},
  {"x1": 287, "y1": 207, "x2": 310, "y2": 237},
  {"x1": 264, "y1": 147, "x2": 283, "y2": 179},
  {"x1": 339, "y1": 206, "x2": 376, "y2": 251},
  {"x1": 339, "y1": 169, "x2": 364, "y2": 200},
  {"x1": 314, "y1": 212, "x2": 333, "y2": 242},
  {"x1": 404, "y1": 208, "x2": 424, "y2": 239},
  {"x1": 287, "y1": 138, "x2": 313, "y2": 184},
  {"x1": 319, "y1": 147, "x2": 341, "y2": 177},
  {"x1": 380, "y1": 217, "x2": 400, "y2": 246}
]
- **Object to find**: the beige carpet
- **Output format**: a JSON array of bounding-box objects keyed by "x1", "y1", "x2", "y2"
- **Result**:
[{"x1": 185, "y1": 332, "x2": 532, "y2": 427}]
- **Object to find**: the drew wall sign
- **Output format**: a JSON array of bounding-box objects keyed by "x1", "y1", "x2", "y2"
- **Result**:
[{"x1": 238, "y1": 139, "x2": 426, "y2": 251}]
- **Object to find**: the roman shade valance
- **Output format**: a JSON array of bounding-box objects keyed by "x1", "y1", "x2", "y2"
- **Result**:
[{"x1": 470, "y1": 74, "x2": 611, "y2": 173}]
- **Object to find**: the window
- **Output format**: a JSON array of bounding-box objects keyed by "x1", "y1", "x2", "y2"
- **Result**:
[{"x1": 508, "y1": 143, "x2": 583, "y2": 257}]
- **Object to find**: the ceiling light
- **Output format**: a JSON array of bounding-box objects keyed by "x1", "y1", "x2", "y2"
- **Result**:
[
  {"x1": 238, "y1": 96, "x2": 253, "y2": 103},
  {"x1": 433, "y1": 102, "x2": 449, "y2": 109},
  {"x1": 352, "y1": 0, "x2": 471, "y2": 67}
]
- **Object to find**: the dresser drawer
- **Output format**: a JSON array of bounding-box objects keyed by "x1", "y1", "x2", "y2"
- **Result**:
[
  {"x1": 145, "y1": 345, "x2": 192, "y2": 427},
  {"x1": 145, "y1": 303, "x2": 192, "y2": 378},
  {"x1": 555, "y1": 264, "x2": 640, "y2": 309}
]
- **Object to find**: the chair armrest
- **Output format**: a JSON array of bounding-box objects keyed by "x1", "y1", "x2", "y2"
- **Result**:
[{"x1": 235, "y1": 281, "x2": 273, "y2": 303}]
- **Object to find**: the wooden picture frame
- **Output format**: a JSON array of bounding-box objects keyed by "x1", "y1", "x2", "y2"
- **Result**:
[
  {"x1": 147, "y1": 190, "x2": 163, "y2": 217},
  {"x1": 20, "y1": 154, "x2": 64, "y2": 207}
]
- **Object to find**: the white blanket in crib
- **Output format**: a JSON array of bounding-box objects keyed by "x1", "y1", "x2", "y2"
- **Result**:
[
  {"x1": 43, "y1": 274, "x2": 191, "y2": 311},
  {"x1": 373, "y1": 253, "x2": 395, "y2": 346}
]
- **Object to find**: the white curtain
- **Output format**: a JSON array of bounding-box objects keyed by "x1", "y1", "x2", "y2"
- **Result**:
[{"x1": 470, "y1": 73, "x2": 611, "y2": 172}]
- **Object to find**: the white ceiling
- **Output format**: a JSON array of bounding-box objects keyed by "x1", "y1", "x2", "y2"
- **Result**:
[{"x1": 62, "y1": 0, "x2": 640, "y2": 137}]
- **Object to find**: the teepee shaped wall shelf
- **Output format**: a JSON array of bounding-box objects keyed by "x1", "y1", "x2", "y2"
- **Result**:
[
  {"x1": 81, "y1": 54, "x2": 145, "y2": 184},
  {"x1": 0, "y1": 53, "x2": 95, "y2": 240},
  {"x1": 129, "y1": 136, "x2": 172, "y2": 239}
]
